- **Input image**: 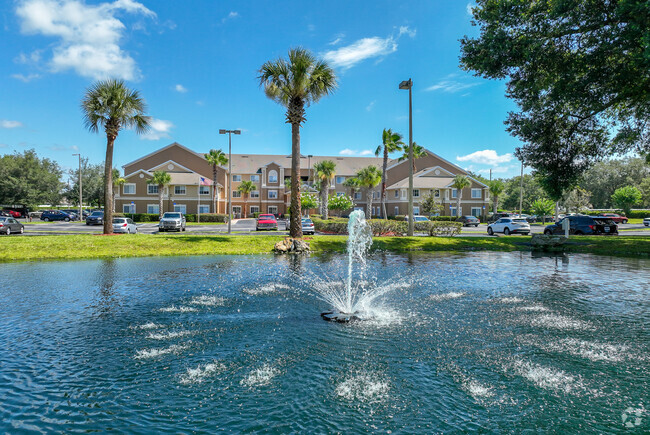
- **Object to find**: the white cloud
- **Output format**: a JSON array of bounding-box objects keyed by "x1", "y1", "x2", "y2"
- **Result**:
[
  {"x1": 328, "y1": 33, "x2": 344, "y2": 45},
  {"x1": 398, "y1": 26, "x2": 416, "y2": 38},
  {"x1": 174, "y1": 84, "x2": 187, "y2": 93},
  {"x1": 339, "y1": 148, "x2": 356, "y2": 156},
  {"x1": 0, "y1": 120, "x2": 23, "y2": 129},
  {"x1": 12, "y1": 73, "x2": 41, "y2": 82},
  {"x1": 141, "y1": 118, "x2": 173, "y2": 140},
  {"x1": 222, "y1": 11, "x2": 238, "y2": 23},
  {"x1": 359, "y1": 150, "x2": 374, "y2": 156},
  {"x1": 366, "y1": 100, "x2": 376, "y2": 111},
  {"x1": 457, "y1": 149, "x2": 513, "y2": 166},
  {"x1": 339, "y1": 148, "x2": 374, "y2": 157},
  {"x1": 466, "y1": 3, "x2": 475, "y2": 16},
  {"x1": 426, "y1": 74, "x2": 480, "y2": 93},
  {"x1": 48, "y1": 144, "x2": 78, "y2": 151},
  {"x1": 477, "y1": 165, "x2": 518, "y2": 175},
  {"x1": 323, "y1": 36, "x2": 397, "y2": 69},
  {"x1": 15, "y1": 0, "x2": 156, "y2": 80}
]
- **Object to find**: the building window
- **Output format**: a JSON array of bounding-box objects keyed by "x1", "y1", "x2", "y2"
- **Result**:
[
  {"x1": 268, "y1": 206, "x2": 278, "y2": 214},
  {"x1": 199, "y1": 185, "x2": 210, "y2": 195},
  {"x1": 175, "y1": 185, "x2": 186, "y2": 195},
  {"x1": 471, "y1": 207, "x2": 482, "y2": 217},
  {"x1": 199, "y1": 205, "x2": 210, "y2": 214},
  {"x1": 250, "y1": 175, "x2": 260, "y2": 182},
  {"x1": 451, "y1": 207, "x2": 458, "y2": 217},
  {"x1": 336, "y1": 176, "x2": 345, "y2": 184},
  {"x1": 232, "y1": 206, "x2": 241, "y2": 217},
  {"x1": 471, "y1": 188, "x2": 482, "y2": 199},
  {"x1": 123, "y1": 204, "x2": 135, "y2": 213},
  {"x1": 414, "y1": 206, "x2": 420, "y2": 215},
  {"x1": 394, "y1": 206, "x2": 399, "y2": 216},
  {"x1": 413, "y1": 189, "x2": 420, "y2": 198},
  {"x1": 250, "y1": 206, "x2": 260, "y2": 214},
  {"x1": 268, "y1": 170, "x2": 278, "y2": 183},
  {"x1": 434, "y1": 189, "x2": 440, "y2": 198},
  {"x1": 174, "y1": 204, "x2": 186, "y2": 214},
  {"x1": 394, "y1": 190, "x2": 399, "y2": 198},
  {"x1": 251, "y1": 190, "x2": 260, "y2": 198},
  {"x1": 147, "y1": 204, "x2": 159, "y2": 215},
  {"x1": 232, "y1": 175, "x2": 241, "y2": 182},
  {"x1": 147, "y1": 184, "x2": 158, "y2": 194},
  {"x1": 232, "y1": 190, "x2": 242, "y2": 198},
  {"x1": 401, "y1": 190, "x2": 407, "y2": 199},
  {"x1": 268, "y1": 190, "x2": 278, "y2": 199},
  {"x1": 451, "y1": 188, "x2": 458, "y2": 199},
  {"x1": 354, "y1": 192, "x2": 361, "y2": 200},
  {"x1": 372, "y1": 191, "x2": 379, "y2": 200},
  {"x1": 337, "y1": 192, "x2": 344, "y2": 197},
  {"x1": 123, "y1": 183, "x2": 135, "y2": 194}
]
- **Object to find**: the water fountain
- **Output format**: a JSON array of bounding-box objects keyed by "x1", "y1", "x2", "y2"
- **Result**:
[{"x1": 320, "y1": 210, "x2": 375, "y2": 322}]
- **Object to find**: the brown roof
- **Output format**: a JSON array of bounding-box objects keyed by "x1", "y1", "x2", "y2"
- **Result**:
[{"x1": 228, "y1": 154, "x2": 383, "y2": 176}]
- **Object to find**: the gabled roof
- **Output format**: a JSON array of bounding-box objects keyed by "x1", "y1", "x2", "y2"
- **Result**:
[
  {"x1": 122, "y1": 142, "x2": 204, "y2": 168},
  {"x1": 148, "y1": 159, "x2": 195, "y2": 174},
  {"x1": 124, "y1": 168, "x2": 152, "y2": 179},
  {"x1": 386, "y1": 147, "x2": 470, "y2": 175}
]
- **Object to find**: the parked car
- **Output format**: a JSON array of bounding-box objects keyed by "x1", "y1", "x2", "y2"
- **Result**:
[
  {"x1": 488, "y1": 212, "x2": 515, "y2": 223},
  {"x1": 62, "y1": 209, "x2": 88, "y2": 219},
  {"x1": 644, "y1": 217, "x2": 650, "y2": 227},
  {"x1": 487, "y1": 217, "x2": 530, "y2": 235},
  {"x1": 456, "y1": 215, "x2": 480, "y2": 227},
  {"x1": 302, "y1": 218, "x2": 315, "y2": 235},
  {"x1": 256, "y1": 214, "x2": 278, "y2": 231},
  {"x1": 29, "y1": 211, "x2": 43, "y2": 219},
  {"x1": 40, "y1": 210, "x2": 74, "y2": 222},
  {"x1": 596, "y1": 213, "x2": 628, "y2": 224},
  {"x1": 86, "y1": 210, "x2": 104, "y2": 225},
  {"x1": 544, "y1": 215, "x2": 618, "y2": 235},
  {"x1": 0, "y1": 211, "x2": 12, "y2": 217},
  {"x1": 159, "y1": 212, "x2": 186, "y2": 232},
  {"x1": 112, "y1": 217, "x2": 137, "y2": 234},
  {"x1": 0, "y1": 217, "x2": 24, "y2": 235},
  {"x1": 405, "y1": 215, "x2": 430, "y2": 222},
  {"x1": 2, "y1": 209, "x2": 22, "y2": 218}
]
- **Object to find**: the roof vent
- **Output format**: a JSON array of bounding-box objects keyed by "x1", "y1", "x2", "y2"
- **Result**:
[{"x1": 241, "y1": 155, "x2": 248, "y2": 158}]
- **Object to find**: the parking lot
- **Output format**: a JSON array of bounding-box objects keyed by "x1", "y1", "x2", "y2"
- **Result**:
[{"x1": 11, "y1": 218, "x2": 650, "y2": 236}]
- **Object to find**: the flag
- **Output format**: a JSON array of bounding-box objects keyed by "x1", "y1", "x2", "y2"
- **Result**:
[{"x1": 200, "y1": 177, "x2": 211, "y2": 186}]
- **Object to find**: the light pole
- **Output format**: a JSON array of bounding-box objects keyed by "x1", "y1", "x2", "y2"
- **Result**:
[
  {"x1": 219, "y1": 129, "x2": 241, "y2": 234},
  {"x1": 72, "y1": 153, "x2": 82, "y2": 220},
  {"x1": 399, "y1": 78, "x2": 414, "y2": 236},
  {"x1": 518, "y1": 160, "x2": 524, "y2": 217}
]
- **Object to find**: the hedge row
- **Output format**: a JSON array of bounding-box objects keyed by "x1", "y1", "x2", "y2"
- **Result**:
[
  {"x1": 392, "y1": 215, "x2": 458, "y2": 222},
  {"x1": 113, "y1": 213, "x2": 228, "y2": 222},
  {"x1": 312, "y1": 217, "x2": 463, "y2": 237}
]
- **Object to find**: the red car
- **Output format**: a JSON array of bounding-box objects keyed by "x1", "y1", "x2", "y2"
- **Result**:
[
  {"x1": 596, "y1": 213, "x2": 628, "y2": 224},
  {"x1": 3, "y1": 209, "x2": 21, "y2": 218},
  {"x1": 256, "y1": 214, "x2": 278, "y2": 231}
]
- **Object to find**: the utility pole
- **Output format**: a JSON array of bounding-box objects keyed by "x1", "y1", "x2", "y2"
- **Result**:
[
  {"x1": 519, "y1": 160, "x2": 524, "y2": 217},
  {"x1": 399, "y1": 78, "x2": 414, "y2": 236},
  {"x1": 219, "y1": 129, "x2": 241, "y2": 234}
]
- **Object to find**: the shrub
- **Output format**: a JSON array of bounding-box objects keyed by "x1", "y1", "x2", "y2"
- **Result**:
[
  {"x1": 368, "y1": 219, "x2": 407, "y2": 236},
  {"x1": 193, "y1": 213, "x2": 228, "y2": 223},
  {"x1": 429, "y1": 221, "x2": 463, "y2": 237}
]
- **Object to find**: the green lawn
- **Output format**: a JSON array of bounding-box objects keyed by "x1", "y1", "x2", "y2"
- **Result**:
[{"x1": 2, "y1": 234, "x2": 649, "y2": 262}]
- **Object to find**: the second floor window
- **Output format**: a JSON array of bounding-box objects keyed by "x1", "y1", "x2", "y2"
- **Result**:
[
  {"x1": 354, "y1": 192, "x2": 361, "y2": 200},
  {"x1": 175, "y1": 185, "x2": 186, "y2": 195},
  {"x1": 413, "y1": 189, "x2": 420, "y2": 198},
  {"x1": 434, "y1": 189, "x2": 440, "y2": 198},
  {"x1": 250, "y1": 175, "x2": 260, "y2": 182},
  {"x1": 451, "y1": 188, "x2": 458, "y2": 199},
  {"x1": 251, "y1": 190, "x2": 260, "y2": 198},
  {"x1": 232, "y1": 175, "x2": 241, "y2": 182},
  {"x1": 471, "y1": 188, "x2": 482, "y2": 199},
  {"x1": 268, "y1": 170, "x2": 278, "y2": 183},
  {"x1": 336, "y1": 176, "x2": 345, "y2": 184},
  {"x1": 268, "y1": 190, "x2": 278, "y2": 199},
  {"x1": 147, "y1": 184, "x2": 158, "y2": 194},
  {"x1": 199, "y1": 185, "x2": 210, "y2": 195},
  {"x1": 123, "y1": 184, "x2": 135, "y2": 194},
  {"x1": 394, "y1": 190, "x2": 399, "y2": 198}
]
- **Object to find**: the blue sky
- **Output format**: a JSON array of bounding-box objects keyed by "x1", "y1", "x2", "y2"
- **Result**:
[{"x1": 1, "y1": 0, "x2": 525, "y2": 179}]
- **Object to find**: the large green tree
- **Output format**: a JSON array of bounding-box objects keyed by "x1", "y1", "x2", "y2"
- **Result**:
[
  {"x1": 488, "y1": 179, "x2": 505, "y2": 214},
  {"x1": 461, "y1": 0, "x2": 650, "y2": 199},
  {"x1": 611, "y1": 185, "x2": 642, "y2": 215},
  {"x1": 375, "y1": 129, "x2": 404, "y2": 218},
  {"x1": 579, "y1": 157, "x2": 650, "y2": 208},
  {"x1": 328, "y1": 194, "x2": 354, "y2": 217},
  {"x1": 350, "y1": 166, "x2": 382, "y2": 219},
  {"x1": 81, "y1": 79, "x2": 150, "y2": 234},
  {"x1": 205, "y1": 149, "x2": 228, "y2": 214},
  {"x1": 314, "y1": 160, "x2": 336, "y2": 219},
  {"x1": 500, "y1": 174, "x2": 548, "y2": 211},
  {"x1": 451, "y1": 175, "x2": 471, "y2": 217},
  {"x1": 0, "y1": 149, "x2": 64, "y2": 207},
  {"x1": 64, "y1": 157, "x2": 105, "y2": 208},
  {"x1": 147, "y1": 170, "x2": 171, "y2": 219},
  {"x1": 258, "y1": 48, "x2": 337, "y2": 238}
]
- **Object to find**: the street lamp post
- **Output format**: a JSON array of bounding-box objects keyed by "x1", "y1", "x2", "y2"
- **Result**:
[
  {"x1": 72, "y1": 153, "x2": 82, "y2": 220},
  {"x1": 219, "y1": 129, "x2": 241, "y2": 234},
  {"x1": 399, "y1": 78, "x2": 414, "y2": 236}
]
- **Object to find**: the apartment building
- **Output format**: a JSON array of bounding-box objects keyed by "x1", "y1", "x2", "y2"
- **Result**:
[{"x1": 115, "y1": 142, "x2": 490, "y2": 218}]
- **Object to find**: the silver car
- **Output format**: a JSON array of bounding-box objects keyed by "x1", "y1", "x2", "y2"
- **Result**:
[
  {"x1": 112, "y1": 217, "x2": 137, "y2": 234},
  {"x1": 301, "y1": 218, "x2": 315, "y2": 235}
]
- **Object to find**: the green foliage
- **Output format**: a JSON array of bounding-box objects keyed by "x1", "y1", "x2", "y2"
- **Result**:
[
  {"x1": 327, "y1": 194, "x2": 354, "y2": 215},
  {"x1": 611, "y1": 186, "x2": 642, "y2": 215},
  {"x1": 238, "y1": 180, "x2": 256, "y2": 196},
  {"x1": 0, "y1": 149, "x2": 64, "y2": 207},
  {"x1": 639, "y1": 178, "x2": 650, "y2": 207},
  {"x1": 580, "y1": 157, "x2": 650, "y2": 208},
  {"x1": 419, "y1": 191, "x2": 443, "y2": 216},
  {"x1": 149, "y1": 170, "x2": 171, "y2": 187},
  {"x1": 63, "y1": 157, "x2": 106, "y2": 207},
  {"x1": 301, "y1": 192, "x2": 319, "y2": 212},
  {"x1": 397, "y1": 142, "x2": 427, "y2": 171},
  {"x1": 561, "y1": 187, "x2": 592, "y2": 213},
  {"x1": 500, "y1": 174, "x2": 548, "y2": 211},
  {"x1": 531, "y1": 199, "x2": 555, "y2": 223},
  {"x1": 461, "y1": 0, "x2": 650, "y2": 199},
  {"x1": 369, "y1": 219, "x2": 407, "y2": 236},
  {"x1": 428, "y1": 221, "x2": 463, "y2": 237},
  {"x1": 314, "y1": 160, "x2": 336, "y2": 218}
]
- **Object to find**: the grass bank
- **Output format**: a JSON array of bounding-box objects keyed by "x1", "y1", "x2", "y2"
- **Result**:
[{"x1": 2, "y1": 234, "x2": 649, "y2": 262}]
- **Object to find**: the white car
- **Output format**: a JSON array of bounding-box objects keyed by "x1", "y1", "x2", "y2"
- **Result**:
[
  {"x1": 644, "y1": 217, "x2": 650, "y2": 227},
  {"x1": 487, "y1": 217, "x2": 530, "y2": 235},
  {"x1": 112, "y1": 217, "x2": 138, "y2": 234},
  {"x1": 405, "y1": 215, "x2": 430, "y2": 222}
]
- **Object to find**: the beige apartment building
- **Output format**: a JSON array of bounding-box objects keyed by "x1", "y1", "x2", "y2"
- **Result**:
[{"x1": 115, "y1": 142, "x2": 490, "y2": 218}]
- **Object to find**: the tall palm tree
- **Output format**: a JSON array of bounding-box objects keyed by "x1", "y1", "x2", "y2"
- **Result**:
[
  {"x1": 81, "y1": 79, "x2": 150, "y2": 234},
  {"x1": 397, "y1": 142, "x2": 427, "y2": 171},
  {"x1": 111, "y1": 168, "x2": 125, "y2": 213},
  {"x1": 204, "y1": 149, "x2": 228, "y2": 214},
  {"x1": 488, "y1": 179, "x2": 505, "y2": 215},
  {"x1": 147, "y1": 170, "x2": 171, "y2": 219},
  {"x1": 314, "y1": 160, "x2": 336, "y2": 219},
  {"x1": 375, "y1": 129, "x2": 404, "y2": 219},
  {"x1": 353, "y1": 165, "x2": 382, "y2": 219},
  {"x1": 259, "y1": 47, "x2": 337, "y2": 238},
  {"x1": 237, "y1": 180, "x2": 256, "y2": 218},
  {"x1": 451, "y1": 174, "x2": 471, "y2": 218}
]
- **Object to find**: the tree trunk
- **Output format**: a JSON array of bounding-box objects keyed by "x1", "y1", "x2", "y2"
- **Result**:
[
  {"x1": 456, "y1": 193, "x2": 461, "y2": 219},
  {"x1": 103, "y1": 134, "x2": 115, "y2": 234},
  {"x1": 158, "y1": 187, "x2": 164, "y2": 219},
  {"x1": 493, "y1": 196, "x2": 498, "y2": 215},
  {"x1": 112, "y1": 191, "x2": 116, "y2": 213},
  {"x1": 212, "y1": 165, "x2": 217, "y2": 214},
  {"x1": 381, "y1": 147, "x2": 388, "y2": 219},
  {"x1": 321, "y1": 180, "x2": 329, "y2": 219},
  {"x1": 365, "y1": 188, "x2": 372, "y2": 220},
  {"x1": 290, "y1": 122, "x2": 303, "y2": 238},
  {"x1": 243, "y1": 194, "x2": 248, "y2": 218}
]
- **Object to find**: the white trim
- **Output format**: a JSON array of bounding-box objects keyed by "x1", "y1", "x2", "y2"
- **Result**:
[
  {"x1": 174, "y1": 185, "x2": 187, "y2": 195},
  {"x1": 416, "y1": 165, "x2": 455, "y2": 177},
  {"x1": 122, "y1": 142, "x2": 202, "y2": 168},
  {"x1": 268, "y1": 189, "x2": 278, "y2": 199},
  {"x1": 124, "y1": 168, "x2": 152, "y2": 179},
  {"x1": 198, "y1": 204, "x2": 210, "y2": 214},
  {"x1": 471, "y1": 188, "x2": 482, "y2": 199},
  {"x1": 263, "y1": 161, "x2": 285, "y2": 169},
  {"x1": 173, "y1": 204, "x2": 187, "y2": 214},
  {"x1": 148, "y1": 159, "x2": 195, "y2": 174},
  {"x1": 147, "y1": 184, "x2": 158, "y2": 195},
  {"x1": 147, "y1": 204, "x2": 159, "y2": 214},
  {"x1": 123, "y1": 183, "x2": 136, "y2": 194}
]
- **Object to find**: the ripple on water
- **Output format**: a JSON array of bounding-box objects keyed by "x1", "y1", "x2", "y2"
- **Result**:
[
  {"x1": 517, "y1": 335, "x2": 634, "y2": 363},
  {"x1": 335, "y1": 371, "x2": 390, "y2": 403},
  {"x1": 188, "y1": 295, "x2": 227, "y2": 307},
  {"x1": 130, "y1": 322, "x2": 163, "y2": 330},
  {"x1": 429, "y1": 292, "x2": 466, "y2": 302},
  {"x1": 179, "y1": 361, "x2": 225, "y2": 385},
  {"x1": 159, "y1": 305, "x2": 198, "y2": 313},
  {"x1": 529, "y1": 314, "x2": 594, "y2": 331},
  {"x1": 146, "y1": 330, "x2": 192, "y2": 340},
  {"x1": 510, "y1": 359, "x2": 590, "y2": 395},
  {"x1": 242, "y1": 283, "x2": 290, "y2": 296},
  {"x1": 497, "y1": 297, "x2": 525, "y2": 303},
  {"x1": 134, "y1": 344, "x2": 189, "y2": 360},
  {"x1": 240, "y1": 363, "x2": 279, "y2": 387}
]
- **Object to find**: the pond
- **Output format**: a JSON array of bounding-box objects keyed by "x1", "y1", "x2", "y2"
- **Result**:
[{"x1": 0, "y1": 252, "x2": 648, "y2": 433}]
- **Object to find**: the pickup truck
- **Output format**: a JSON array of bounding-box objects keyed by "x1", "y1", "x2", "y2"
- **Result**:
[{"x1": 159, "y1": 212, "x2": 186, "y2": 232}]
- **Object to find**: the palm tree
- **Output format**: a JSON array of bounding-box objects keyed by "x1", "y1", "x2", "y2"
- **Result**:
[
  {"x1": 375, "y1": 129, "x2": 404, "y2": 219},
  {"x1": 81, "y1": 79, "x2": 150, "y2": 234},
  {"x1": 259, "y1": 47, "x2": 337, "y2": 238},
  {"x1": 353, "y1": 165, "x2": 382, "y2": 219},
  {"x1": 398, "y1": 142, "x2": 427, "y2": 171},
  {"x1": 238, "y1": 180, "x2": 256, "y2": 218},
  {"x1": 148, "y1": 170, "x2": 171, "y2": 219},
  {"x1": 204, "y1": 149, "x2": 228, "y2": 214},
  {"x1": 451, "y1": 174, "x2": 471, "y2": 218},
  {"x1": 488, "y1": 179, "x2": 505, "y2": 215},
  {"x1": 314, "y1": 160, "x2": 336, "y2": 219},
  {"x1": 111, "y1": 168, "x2": 125, "y2": 213}
]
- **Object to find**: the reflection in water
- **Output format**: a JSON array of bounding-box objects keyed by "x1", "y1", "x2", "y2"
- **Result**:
[{"x1": 92, "y1": 259, "x2": 121, "y2": 317}]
